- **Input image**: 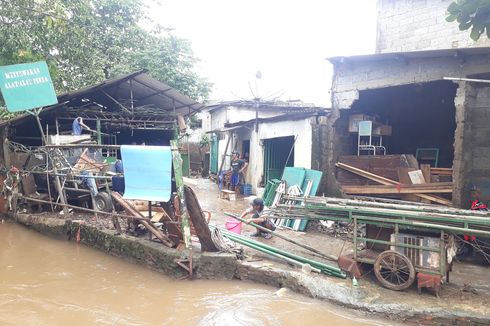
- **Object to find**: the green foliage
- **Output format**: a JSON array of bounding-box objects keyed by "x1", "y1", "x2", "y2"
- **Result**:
[
  {"x1": 199, "y1": 134, "x2": 210, "y2": 148},
  {"x1": 447, "y1": 0, "x2": 490, "y2": 40},
  {"x1": 0, "y1": 107, "x2": 21, "y2": 121},
  {"x1": 0, "y1": 0, "x2": 211, "y2": 101}
]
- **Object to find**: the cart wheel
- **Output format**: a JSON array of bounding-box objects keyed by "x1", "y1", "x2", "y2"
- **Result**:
[{"x1": 374, "y1": 250, "x2": 415, "y2": 291}]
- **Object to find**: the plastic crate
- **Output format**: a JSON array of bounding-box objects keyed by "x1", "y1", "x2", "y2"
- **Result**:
[{"x1": 241, "y1": 184, "x2": 252, "y2": 196}]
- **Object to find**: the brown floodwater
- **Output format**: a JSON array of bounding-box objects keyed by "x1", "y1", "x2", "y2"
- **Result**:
[{"x1": 0, "y1": 223, "x2": 385, "y2": 325}]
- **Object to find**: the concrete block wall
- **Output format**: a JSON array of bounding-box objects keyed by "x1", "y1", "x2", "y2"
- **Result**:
[
  {"x1": 332, "y1": 53, "x2": 490, "y2": 109},
  {"x1": 329, "y1": 53, "x2": 490, "y2": 206},
  {"x1": 469, "y1": 85, "x2": 490, "y2": 174},
  {"x1": 376, "y1": 0, "x2": 490, "y2": 53}
]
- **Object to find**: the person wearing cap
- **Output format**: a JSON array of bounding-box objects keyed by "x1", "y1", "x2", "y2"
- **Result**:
[
  {"x1": 229, "y1": 150, "x2": 248, "y2": 191},
  {"x1": 239, "y1": 198, "x2": 275, "y2": 239}
]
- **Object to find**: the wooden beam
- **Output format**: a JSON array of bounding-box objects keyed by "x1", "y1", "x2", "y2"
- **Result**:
[
  {"x1": 342, "y1": 184, "x2": 453, "y2": 195},
  {"x1": 335, "y1": 162, "x2": 452, "y2": 206}
]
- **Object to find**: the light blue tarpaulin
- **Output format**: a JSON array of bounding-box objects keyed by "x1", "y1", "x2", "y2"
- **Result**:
[{"x1": 120, "y1": 145, "x2": 172, "y2": 202}]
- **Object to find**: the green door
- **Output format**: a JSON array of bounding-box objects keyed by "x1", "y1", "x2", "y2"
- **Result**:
[
  {"x1": 263, "y1": 136, "x2": 295, "y2": 183},
  {"x1": 210, "y1": 134, "x2": 219, "y2": 174}
]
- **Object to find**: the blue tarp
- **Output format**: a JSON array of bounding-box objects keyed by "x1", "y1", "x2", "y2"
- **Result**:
[{"x1": 120, "y1": 145, "x2": 172, "y2": 202}]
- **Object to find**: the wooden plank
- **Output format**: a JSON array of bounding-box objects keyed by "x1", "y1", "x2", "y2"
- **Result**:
[
  {"x1": 336, "y1": 163, "x2": 452, "y2": 206},
  {"x1": 170, "y1": 140, "x2": 192, "y2": 249},
  {"x1": 184, "y1": 185, "x2": 218, "y2": 252},
  {"x1": 421, "y1": 164, "x2": 431, "y2": 183},
  {"x1": 420, "y1": 164, "x2": 432, "y2": 204},
  {"x1": 342, "y1": 184, "x2": 453, "y2": 195},
  {"x1": 110, "y1": 192, "x2": 175, "y2": 247},
  {"x1": 408, "y1": 170, "x2": 425, "y2": 184},
  {"x1": 431, "y1": 168, "x2": 453, "y2": 176}
]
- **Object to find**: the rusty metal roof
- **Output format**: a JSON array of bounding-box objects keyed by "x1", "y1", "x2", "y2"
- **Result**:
[{"x1": 1, "y1": 70, "x2": 204, "y2": 127}]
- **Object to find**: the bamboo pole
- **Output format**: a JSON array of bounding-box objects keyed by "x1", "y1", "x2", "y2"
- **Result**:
[{"x1": 225, "y1": 212, "x2": 338, "y2": 261}]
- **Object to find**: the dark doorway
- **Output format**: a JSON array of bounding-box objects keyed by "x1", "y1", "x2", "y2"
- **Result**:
[
  {"x1": 342, "y1": 80, "x2": 457, "y2": 168},
  {"x1": 263, "y1": 136, "x2": 295, "y2": 183},
  {"x1": 242, "y1": 140, "x2": 250, "y2": 163}
]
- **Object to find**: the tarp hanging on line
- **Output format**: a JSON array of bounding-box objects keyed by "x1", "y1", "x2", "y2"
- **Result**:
[{"x1": 120, "y1": 145, "x2": 172, "y2": 202}]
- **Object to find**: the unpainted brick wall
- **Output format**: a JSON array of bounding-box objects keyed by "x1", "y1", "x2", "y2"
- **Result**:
[
  {"x1": 464, "y1": 85, "x2": 490, "y2": 207},
  {"x1": 376, "y1": 0, "x2": 490, "y2": 53}
]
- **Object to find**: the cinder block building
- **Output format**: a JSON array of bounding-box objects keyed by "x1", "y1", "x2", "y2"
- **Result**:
[{"x1": 321, "y1": 0, "x2": 490, "y2": 208}]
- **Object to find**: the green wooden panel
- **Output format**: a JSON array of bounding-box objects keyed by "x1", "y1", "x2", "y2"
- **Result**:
[
  {"x1": 210, "y1": 135, "x2": 219, "y2": 174},
  {"x1": 181, "y1": 153, "x2": 190, "y2": 177},
  {"x1": 282, "y1": 167, "x2": 306, "y2": 188}
]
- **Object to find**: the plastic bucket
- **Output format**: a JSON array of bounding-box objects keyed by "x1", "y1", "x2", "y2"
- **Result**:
[{"x1": 225, "y1": 217, "x2": 242, "y2": 234}]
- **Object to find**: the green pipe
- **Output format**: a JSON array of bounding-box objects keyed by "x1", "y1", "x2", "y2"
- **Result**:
[
  {"x1": 287, "y1": 195, "x2": 490, "y2": 219},
  {"x1": 220, "y1": 230, "x2": 344, "y2": 276},
  {"x1": 277, "y1": 202, "x2": 490, "y2": 225},
  {"x1": 218, "y1": 227, "x2": 345, "y2": 277},
  {"x1": 224, "y1": 212, "x2": 338, "y2": 261},
  {"x1": 222, "y1": 232, "x2": 321, "y2": 273},
  {"x1": 300, "y1": 203, "x2": 490, "y2": 225},
  {"x1": 272, "y1": 208, "x2": 490, "y2": 236}
]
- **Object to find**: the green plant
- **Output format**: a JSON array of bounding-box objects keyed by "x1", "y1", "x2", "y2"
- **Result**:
[{"x1": 447, "y1": 0, "x2": 490, "y2": 40}]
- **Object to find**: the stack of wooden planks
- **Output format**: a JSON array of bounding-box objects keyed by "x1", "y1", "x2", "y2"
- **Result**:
[{"x1": 336, "y1": 162, "x2": 453, "y2": 206}]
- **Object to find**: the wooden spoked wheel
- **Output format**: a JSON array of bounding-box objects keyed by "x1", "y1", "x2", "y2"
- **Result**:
[{"x1": 374, "y1": 250, "x2": 415, "y2": 291}]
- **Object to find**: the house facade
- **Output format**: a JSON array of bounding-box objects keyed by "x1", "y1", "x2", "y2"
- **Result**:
[
  {"x1": 203, "y1": 100, "x2": 328, "y2": 193},
  {"x1": 322, "y1": 0, "x2": 490, "y2": 208}
]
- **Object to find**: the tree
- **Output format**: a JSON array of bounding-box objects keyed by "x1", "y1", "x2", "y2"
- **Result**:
[
  {"x1": 447, "y1": 0, "x2": 490, "y2": 41},
  {"x1": 0, "y1": 0, "x2": 211, "y2": 101}
]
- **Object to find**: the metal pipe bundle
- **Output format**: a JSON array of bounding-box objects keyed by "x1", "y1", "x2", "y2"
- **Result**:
[
  {"x1": 272, "y1": 196, "x2": 490, "y2": 236},
  {"x1": 209, "y1": 225, "x2": 346, "y2": 278}
]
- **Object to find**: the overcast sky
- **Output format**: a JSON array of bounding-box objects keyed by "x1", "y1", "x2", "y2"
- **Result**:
[{"x1": 150, "y1": 0, "x2": 378, "y2": 106}]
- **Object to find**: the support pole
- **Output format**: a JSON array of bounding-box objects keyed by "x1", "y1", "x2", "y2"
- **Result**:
[
  {"x1": 32, "y1": 109, "x2": 69, "y2": 215},
  {"x1": 96, "y1": 119, "x2": 102, "y2": 145}
]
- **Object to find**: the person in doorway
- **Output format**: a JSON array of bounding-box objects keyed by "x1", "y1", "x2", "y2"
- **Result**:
[
  {"x1": 229, "y1": 151, "x2": 248, "y2": 191},
  {"x1": 72, "y1": 117, "x2": 90, "y2": 135},
  {"x1": 240, "y1": 198, "x2": 275, "y2": 239}
]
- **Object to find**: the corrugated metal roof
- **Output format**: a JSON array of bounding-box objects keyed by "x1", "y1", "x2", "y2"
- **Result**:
[
  {"x1": 205, "y1": 99, "x2": 328, "y2": 113},
  {"x1": 1, "y1": 70, "x2": 204, "y2": 126},
  {"x1": 327, "y1": 46, "x2": 490, "y2": 65}
]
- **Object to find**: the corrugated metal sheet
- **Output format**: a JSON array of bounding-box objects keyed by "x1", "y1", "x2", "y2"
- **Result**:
[{"x1": 1, "y1": 70, "x2": 203, "y2": 127}]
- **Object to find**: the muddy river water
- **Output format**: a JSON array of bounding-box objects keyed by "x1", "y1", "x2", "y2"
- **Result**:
[{"x1": 0, "y1": 223, "x2": 385, "y2": 325}]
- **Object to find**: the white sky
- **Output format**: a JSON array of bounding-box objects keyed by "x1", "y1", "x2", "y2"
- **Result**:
[{"x1": 149, "y1": 0, "x2": 378, "y2": 106}]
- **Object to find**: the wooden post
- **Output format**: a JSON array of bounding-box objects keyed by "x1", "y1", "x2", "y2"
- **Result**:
[
  {"x1": 2, "y1": 132, "x2": 11, "y2": 168},
  {"x1": 171, "y1": 140, "x2": 192, "y2": 249},
  {"x1": 217, "y1": 133, "x2": 231, "y2": 176},
  {"x1": 33, "y1": 109, "x2": 69, "y2": 215},
  {"x1": 96, "y1": 119, "x2": 102, "y2": 145}
]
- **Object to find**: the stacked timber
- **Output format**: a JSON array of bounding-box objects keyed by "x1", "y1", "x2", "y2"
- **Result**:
[{"x1": 336, "y1": 155, "x2": 453, "y2": 206}]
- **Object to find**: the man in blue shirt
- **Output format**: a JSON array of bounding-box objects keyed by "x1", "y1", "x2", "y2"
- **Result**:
[{"x1": 72, "y1": 117, "x2": 90, "y2": 135}]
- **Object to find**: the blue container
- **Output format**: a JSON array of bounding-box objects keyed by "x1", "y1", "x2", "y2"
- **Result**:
[{"x1": 241, "y1": 184, "x2": 252, "y2": 196}]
